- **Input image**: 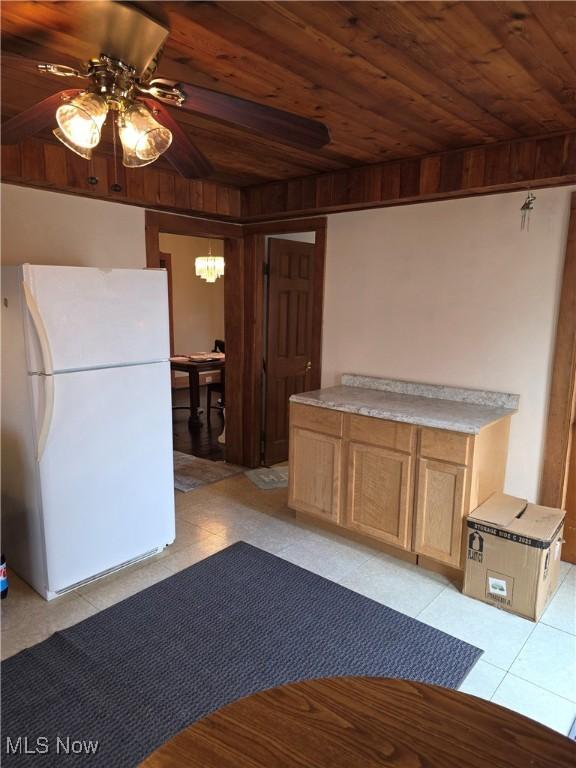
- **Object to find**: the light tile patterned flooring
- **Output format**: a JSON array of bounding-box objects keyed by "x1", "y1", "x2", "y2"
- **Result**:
[{"x1": 2, "y1": 473, "x2": 575, "y2": 737}]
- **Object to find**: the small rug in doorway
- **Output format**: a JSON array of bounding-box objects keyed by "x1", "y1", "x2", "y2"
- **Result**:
[
  {"x1": 245, "y1": 466, "x2": 289, "y2": 489},
  {"x1": 2, "y1": 542, "x2": 482, "y2": 768},
  {"x1": 173, "y1": 450, "x2": 243, "y2": 492}
]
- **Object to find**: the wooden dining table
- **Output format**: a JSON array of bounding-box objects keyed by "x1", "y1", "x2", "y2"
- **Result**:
[
  {"x1": 170, "y1": 356, "x2": 225, "y2": 426},
  {"x1": 140, "y1": 676, "x2": 575, "y2": 768}
]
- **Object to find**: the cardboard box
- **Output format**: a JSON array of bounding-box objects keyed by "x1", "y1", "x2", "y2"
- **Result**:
[{"x1": 463, "y1": 493, "x2": 565, "y2": 621}]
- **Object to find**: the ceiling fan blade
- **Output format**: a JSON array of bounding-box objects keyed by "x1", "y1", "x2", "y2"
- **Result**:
[
  {"x1": 1, "y1": 29, "x2": 61, "y2": 60},
  {"x1": 150, "y1": 79, "x2": 330, "y2": 149},
  {"x1": 139, "y1": 98, "x2": 213, "y2": 178},
  {"x1": 1, "y1": 89, "x2": 83, "y2": 144}
]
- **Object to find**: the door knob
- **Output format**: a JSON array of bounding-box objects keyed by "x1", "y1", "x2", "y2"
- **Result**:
[{"x1": 305, "y1": 361, "x2": 312, "y2": 372}]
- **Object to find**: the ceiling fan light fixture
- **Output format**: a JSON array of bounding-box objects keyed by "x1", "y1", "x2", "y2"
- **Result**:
[
  {"x1": 52, "y1": 128, "x2": 93, "y2": 159},
  {"x1": 55, "y1": 91, "x2": 108, "y2": 150},
  {"x1": 118, "y1": 102, "x2": 172, "y2": 162},
  {"x1": 120, "y1": 142, "x2": 157, "y2": 169}
]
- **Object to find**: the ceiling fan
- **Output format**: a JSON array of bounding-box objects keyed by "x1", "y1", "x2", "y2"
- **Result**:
[{"x1": 1, "y1": 1, "x2": 330, "y2": 179}]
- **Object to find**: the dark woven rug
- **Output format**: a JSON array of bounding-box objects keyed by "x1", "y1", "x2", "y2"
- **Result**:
[{"x1": 2, "y1": 542, "x2": 482, "y2": 767}]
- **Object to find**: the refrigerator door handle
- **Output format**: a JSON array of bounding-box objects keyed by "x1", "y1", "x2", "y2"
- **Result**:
[
  {"x1": 37, "y1": 374, "x2": 55, "y2": 461},
  {"x1": 22, "y1": 281, "x2": 54, "y2": 375}
]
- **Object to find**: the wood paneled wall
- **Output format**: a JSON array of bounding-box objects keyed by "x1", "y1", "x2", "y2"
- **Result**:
[
  {"x1": 242, "y1": 133, "x2": 576, "y2": 220},
  {"x1": 1, "y1": 138, "x2": 242, "y2": 219},
  {"x1": 3, "y1": 133, "x2": 576, "y2": 223}
]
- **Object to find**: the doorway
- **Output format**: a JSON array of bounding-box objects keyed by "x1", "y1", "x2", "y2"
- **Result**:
[
  {"x1": 158, "y1": 233, "x2": 226, "y2": 461},
  {"x1": 263, "y1": 232, "x2": 322, "y2": 466},
  {"x1": 146, "y1": 211, "x2": 328, "y2": 469},
  {"x1": 145, "y1": 211, "x2": 245, "y2": 466},
  {"x1": 239, "y1": 218, "x2": 327, "y2": 468},
  {"x1": 540, "y1": 191, "x2": 575, "y2": 563}
]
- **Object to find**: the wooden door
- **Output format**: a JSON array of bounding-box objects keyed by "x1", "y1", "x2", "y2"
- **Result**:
[
  {"x1": 346, "y1": 442, "x2": 413, "y2": 550},
  {"x1": 414, "y1": 459, "x2": 468, "y2": 567},
  {"x1": 264, "y1": 238, "x2": 323, "y2": 465},
  {"x1": 288, "y1": 427, "x2": 341, "y2": 522}
]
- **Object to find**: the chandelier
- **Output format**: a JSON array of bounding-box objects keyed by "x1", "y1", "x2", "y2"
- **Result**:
[{"x1": 195, "y1": 241, "x2": 225, "y2": 283}]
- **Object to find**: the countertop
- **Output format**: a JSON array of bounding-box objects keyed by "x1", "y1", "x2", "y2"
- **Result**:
[{"x1": 290, "y1": 376, "x2": 519, "y2": 434}]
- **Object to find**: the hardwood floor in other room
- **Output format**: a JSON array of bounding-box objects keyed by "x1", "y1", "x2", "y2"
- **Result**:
[{"x1": 172, "y1": 386, "x2": 224, "y2": 461}]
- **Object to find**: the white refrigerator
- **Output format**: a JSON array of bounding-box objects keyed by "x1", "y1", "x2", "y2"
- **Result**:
[{"x1": 1, "y1": 264, "x2": 175, "y2": 600}]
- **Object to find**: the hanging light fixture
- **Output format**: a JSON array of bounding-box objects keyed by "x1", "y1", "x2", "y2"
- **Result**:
[
  {"x1": 195, "y1": 241, "x2": 225, "y2": 283},
  {"x1": 53, "y1": 92, "x2": 108, "y2": 156},
  {"x1": 53, "y1": 127, "x2": 93, "y2": 160},
  {"x1": 118, "y1": 102, "x2": 172, "y2": 167},
  {"x1": 51, "y1": 85, "x2": 173, "y2": 167}
]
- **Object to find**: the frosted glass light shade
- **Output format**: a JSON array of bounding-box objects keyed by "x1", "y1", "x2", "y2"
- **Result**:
[
  {"x1": 55, "y1": 92, "x2": 107, "y2": 150},
  {"x1": 119, "y1": 103, "x2": 172, "y2": 163},
  {"x1": 53, "y1": 128, "x2": 92, "y2": 159},
  {"x1": 121, "y1": 143, "x2": 156, "y2": 168},
  {"x1": 195, "y1": 256, "x2": 225, "y2": 283}
]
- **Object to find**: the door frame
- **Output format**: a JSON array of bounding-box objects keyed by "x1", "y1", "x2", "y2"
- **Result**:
[
  {"x1": 145, "y1": 210, "x2": 245, "y2": 465},
  {"x1": 243, "y1": 217, "x2": 327, "y2": 467},
  {"x1": 540, "y1": 191, "x2": 576, "y2": 511}
]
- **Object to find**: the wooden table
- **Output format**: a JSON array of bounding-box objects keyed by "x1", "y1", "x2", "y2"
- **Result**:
[
  {"x1": 140, "y1": 676, "x2": 575, "y2": 767},
  {"x1": 170, "y1": 358, "x2": 225, "y2": 426}
]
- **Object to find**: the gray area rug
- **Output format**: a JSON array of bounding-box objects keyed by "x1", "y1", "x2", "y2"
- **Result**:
[
  {"x1": 245, "y1": 466, "x2": 289, "y2": 489},
  {"x1": 1, "y1": 542, "x2": 482, "y2": 767},
  {"x1": 173, "y1": 450, "x2": 243, "y2": 492}
]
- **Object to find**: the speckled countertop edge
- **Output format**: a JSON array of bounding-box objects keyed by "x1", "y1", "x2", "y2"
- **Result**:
[
  {"x1": 341, "y1": 374, "x2": 520, "y2": 410},
  {"x1": 290, "y1": 377, "x2": 519, "y2": 434}
]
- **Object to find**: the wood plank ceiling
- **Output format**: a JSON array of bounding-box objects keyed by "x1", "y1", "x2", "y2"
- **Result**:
[{"x1": 2, "y1": 1, "x2": 576, "y2": 187}]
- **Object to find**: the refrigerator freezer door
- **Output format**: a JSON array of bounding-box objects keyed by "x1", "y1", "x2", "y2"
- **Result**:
[
  {"x1": 37, "y1": 361, "x2": 175, "y2": 594},
  {"x1": 22, "y1": 265, "x2": 170, "y2": 373}
]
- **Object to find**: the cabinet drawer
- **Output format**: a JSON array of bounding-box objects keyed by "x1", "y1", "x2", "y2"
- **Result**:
[
  {"x1": 347, "y1": 414, "x2": 414, "y2": 453},
  {"x1": 419, "y1": 427, "x2": 472, "y2": 465},
  {"x1": 290, "y1": 403, "x2": 343, "y2": 437}
]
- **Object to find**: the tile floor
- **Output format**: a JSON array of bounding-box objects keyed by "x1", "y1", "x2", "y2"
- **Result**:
[{"x1": 2, "y1": 473, "x2": 575, "y2": 737}]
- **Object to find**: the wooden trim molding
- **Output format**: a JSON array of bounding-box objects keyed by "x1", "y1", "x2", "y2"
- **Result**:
[
  {"x1": 243, "y1": 216, "x2": 329, "y2": 235},
  {"x1": 144, "y1": 211, "x2": 246, "y2": 466},
  {"x1": 144, "y1": 210, "x2": 243, "y2": 240},
  {"x1": 242, "y1": 133, "x2": 576, "y2": 220},
  {"x1": 540, "y1": 191, "x2": 576, "y2": 509},
  {"x1": 1, "y1": 138, "x2": 242, "y2": 220}
]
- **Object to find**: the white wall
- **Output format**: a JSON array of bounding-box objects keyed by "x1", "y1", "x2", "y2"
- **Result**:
[
  {"x1": 322, "y1": 186, "x2": 574, "y2": 501},
  {"x1": 158, "y1": 234, "x2": 224, "y2": 370},
  {"x1": 266, "y1": 232, "x2": 316, "y2": 245},
  {"x1": 1, "y1": 184, "x2": 146, "y2": 268}
]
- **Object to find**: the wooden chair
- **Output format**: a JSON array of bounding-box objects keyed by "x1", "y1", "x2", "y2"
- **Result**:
[{"x1": 207, "y1": 340, "x2": 225, "y2": 425}]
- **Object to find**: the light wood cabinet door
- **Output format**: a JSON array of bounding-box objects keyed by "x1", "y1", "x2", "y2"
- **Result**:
[
  {"x1": 414, "y1": 458, "x2": 468, "y2": 567},
  {"x1": 288, "y1": 427, "x2": 342, "y2": 522},
  {"x1": 346, "y1": 442, "x2": 413, "y2": 549}
]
